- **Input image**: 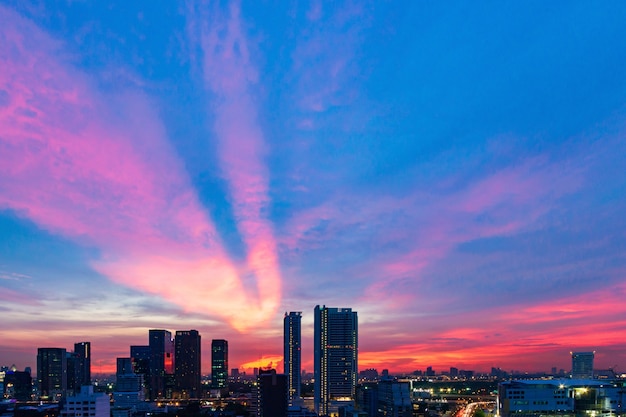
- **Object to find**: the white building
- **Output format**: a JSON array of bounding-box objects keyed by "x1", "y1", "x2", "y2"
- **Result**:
[
  {"x1": 61, "y1": 386, "x2": 110, "y2": 417},
  {"x1": 498, "y1": 379, "x2": 625, "y2": 417}
]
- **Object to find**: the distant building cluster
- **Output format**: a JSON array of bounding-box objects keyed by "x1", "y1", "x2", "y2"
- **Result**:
[{"x1": 1, "y1": 314, "x2": 622, "y2": 417}]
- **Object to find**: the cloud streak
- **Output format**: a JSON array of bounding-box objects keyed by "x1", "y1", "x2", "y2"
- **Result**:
[
  {"x1": 190, "y1": 0, "x2": 282, "y2": 323},
  {"x1": 0, "y1": 5, "x2": 275, "y2": 331}
]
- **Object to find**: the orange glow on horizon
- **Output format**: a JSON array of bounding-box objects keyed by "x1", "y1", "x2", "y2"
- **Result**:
[{"x1": 238, "y1": 355, "x2": 284, "y2": 373}]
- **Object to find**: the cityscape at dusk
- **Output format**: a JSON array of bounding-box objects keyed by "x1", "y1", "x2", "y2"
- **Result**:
[{"x1": 1, "y1": 0, "x2": 626, "y2": 380}]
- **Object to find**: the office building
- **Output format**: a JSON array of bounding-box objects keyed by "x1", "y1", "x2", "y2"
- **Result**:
[
  {"x1": 174, "y1": 330, "x2": 201, "y2": 398},
  {"x1": 1, "y1": 367, "x2": 32, "y2": 401},
  {"x1": 130, "y1": 345, "x2": 150, "y2": 399},
  {"x1": 37, "y1": 347, "x2": 67, "y2": 400},
  {"x1": 67, "y1": 343, "x2": 90, "y2": 396},
  {"x1": 377, "y1": 380, "x2": 412, "y2": 417},
  {"x1": 148, "y1": 329, "x2": 174, "y2": 399},
  {"x1": 355, "y1": 383, "x2": 377, "y2": 417},
  {"x1": 314, "y1": 305, "x2": 358, "y2": 416},
  {"x1": 497, "y1": 378, "x2": 626, "y2": 417},
  {"x1": 113, "y1": 358, "x2": 144, "y2": 410},
  {"x1": 61, "y1": 385, "x2": 110, "y2": 417},
  {"x1": 284, "y1": 311, "x2": 302, "y2": 403},
  {"x1": 251, "y1": 369, "x2": 288, "y2": 417},
  {"x1": 74, "y1": 342, "x2": 91, "y2": 388},
  {"x1": 571, "y1": 351, "x2": 595, "y2": 379},
  {"x1": 211, "y1": 339, "x2": 228, "y2": 392}
]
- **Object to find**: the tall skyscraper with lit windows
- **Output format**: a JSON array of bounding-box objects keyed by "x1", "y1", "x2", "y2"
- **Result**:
[
  {"x1": 314, "y1": 305, "x2": 358, "y2": 416},
  {"x1": 74, "y1": 342, "x2": 91, "y2": 387},
  {"x1": 175, "y1": 330, "x2": 201, "y2": 398},
  {"x1": 37, "y1": 347, "x2": 67, "y2": 400},
  {"x1": 211, "y1": 339, "x2": 228, "y2": 392},
  {"x1": 149, "y1": 329, "x2": 174, "y2": 399},
  {"x1": 284, "y1": 312, "x2": 302, "y2": 403}
]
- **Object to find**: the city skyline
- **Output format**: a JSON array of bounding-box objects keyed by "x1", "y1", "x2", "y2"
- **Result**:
[{"x1": 2, "y1": 2, "x2": 626, "y2": 376}]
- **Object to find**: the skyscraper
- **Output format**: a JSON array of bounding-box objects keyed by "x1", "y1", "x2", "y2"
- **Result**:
[
  {"x1": 149, "y1": 329, "x2": 174, "y2": 399},
  {"x1": 37, "y1": 347, "x2": 67, "y2": 400},
  {"x1": 251, "y1": 369, "x2": 288, "y2": 417},
  {"x1": 130, "y1": 345, "x2": 150, "y2": 399},
  {"x1": 571, "y1": 351, "x2": 595, "y2": 379},
  {"x1": 113, "y1": 357, "x2": 144, "y2": 409},
  {"x1": 314, "y1": 305, "x2": 358, "y2": 416},
  {"x1": 74, "y1": 342, "x2": 91, "y2": 388},
  {"x1": 284, "y1": 311, "x2": 302, "y2": 403},
  {"x1": 174, "y1": 330, "x2": 201, "y2": 398},
  {"x1": 211, "y1": 339, "x2": 228, "y2": 392}
]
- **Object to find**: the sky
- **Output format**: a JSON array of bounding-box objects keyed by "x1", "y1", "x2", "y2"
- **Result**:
[{"x1": 1, "y1": 1, "x2": 626, "y2": 376}]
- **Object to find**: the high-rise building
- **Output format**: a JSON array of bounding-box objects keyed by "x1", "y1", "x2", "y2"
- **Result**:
[
  {"x1": 251, "y1": 369, "x2": 288, "y2": 417},
  {"x1": 130, "y1": 345, "x2": 150, "y2": 399},
  {"x1": 377, "y1": 380, "x2": 412, "y2": 417},
  {"x1": 37, "y1": 347, "x2": 67, "y2": 400},
  {"x1": 284, "y1": 311, "x2": 302, "y2": 403},
  {"x1": 314, "y1": 305, "x2": 358, "y2": 416},
  {"x1": 67, "y1": 342, "x2": 91, "y2": 395},
  {"x1": 74, "y1": 342, "x2": 91, "y2": 388},
  {"x1": 211, "y1": 339, "x2": 228, "y2": 391},
  {"x1": 113, "y1": 357, "x2": 144, "y2": 410},
  {"x1": 174, "y1": 330, "x2": 201, "y2": 398},
  {"x1": 571, "y1": 351, "x2": 595, "y2": 379},
  {"x1": 149, "y1": 329, "x2": 174, "y2": 399}
]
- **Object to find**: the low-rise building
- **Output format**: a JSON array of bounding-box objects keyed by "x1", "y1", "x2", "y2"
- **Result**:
[{"x1": 498, "y1": 379, "x2": 626, "y2": 417}]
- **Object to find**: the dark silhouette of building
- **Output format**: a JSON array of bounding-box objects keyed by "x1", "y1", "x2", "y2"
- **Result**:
[
  {"x1": 130, "y1": 345, "x2": 150, "y2": 398},
  {"x1": 211, "y1": 339, "x2": 228, "y2": 392},
  {"x1": 359, "y1": 369, "x2": 378, "y2": 381},
  {"x1": 113, "y1": 357, "x2": 144, "y2": 409},
  {"x1": 377, "y1": 380, "x2": 412, "y2": 417},
  {"x1": 314, "y1": 305, "x2": 358, "y2": 416},
  {"x1": 66, "y1": 353, "x2": 78, "y2": 395},
  {"x1": 355, "y1": 383, "x2": 378, "y2": 416},
  {"x1": 73, "y1": 342, "x2": 91, "y2": 388},
  {"x1": 174, "y1": 330, "x2": 201, "y2": 398},
  {"x1": 149, "y1": 329, "x2": 174, "y2": 399},
  {"x1": 571, "y1": 351, "x2": 595, "y2": 379},
  {"x1": 3, "y1": 368, "x2": 32, "y2": 401},
  {"x1": 252, "y1": 369, "x2": 287, "y2": 417},
  {"x1": 37, "y1": 348, "x2": 67, "y2": 400},
  {"x1": 284, "y1": 311, "x2": 302, "y2": 404}
]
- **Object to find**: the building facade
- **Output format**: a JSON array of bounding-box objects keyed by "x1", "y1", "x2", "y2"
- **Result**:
[
  {"x1": 251, "y1": 369, "x2": 288, "y2": 417},
  {"x1": 130, "y1": 345, "x2": 150, "y2": 399},
  {"x1": 284, "y1": 311, "x2": 302, "y2": 404},
  {"x1": 74, "y1": 342, "x2": 91, "y2": 389},
  {"x1": 314, "y1": 305, "x2": 358, "y2": 417},
  {"x1": 571, "y1": 351, "x2": 595, "y2": 379},
  {"x1": 377, "y1": 380, "x2": 412, "y2": 417},
  {"x1": 148, "y1": 329, "x2": 174, "y2": 399},
  {"x1": 174, "y1": 330, "x2": 201, "y2": 398},
  {"x1": 497, "y1": 379, "x2": 626, "y2": 417},
  {"x1": 37, "y1": 347, "x2": 67, "y2": 400},
  {"x1": 211, "y1": 339, "x2": 228, "y2": 392},
  {"x1": 113, "y1": 357, "x2": 144, "y2": 411},
  {"x1": 61, "y1": 385, "x2": 110, "y2": 417}
]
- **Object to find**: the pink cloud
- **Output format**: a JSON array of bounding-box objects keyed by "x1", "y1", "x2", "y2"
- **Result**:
[
  {"x1": 363, "y1": 277, "x2": 626, "y2": 372},
  {"x1": 278, "y1": 155, "x2": 583, "y2": 309},
  {"x1": 193, "y1": 1, "x2": 282, "y2": 320},
  {"x1": 0, "y1": 6, "x2": 273, "y2": 331}
]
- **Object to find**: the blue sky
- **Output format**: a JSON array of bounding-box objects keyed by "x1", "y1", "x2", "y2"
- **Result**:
[{"x1": 1, "y1": 1, "x2": 626, "y2": 373}]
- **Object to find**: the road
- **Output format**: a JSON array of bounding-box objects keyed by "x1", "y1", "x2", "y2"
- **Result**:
[{"x1": 455, "y1": 401, "x2": 495, "y2": 417}]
